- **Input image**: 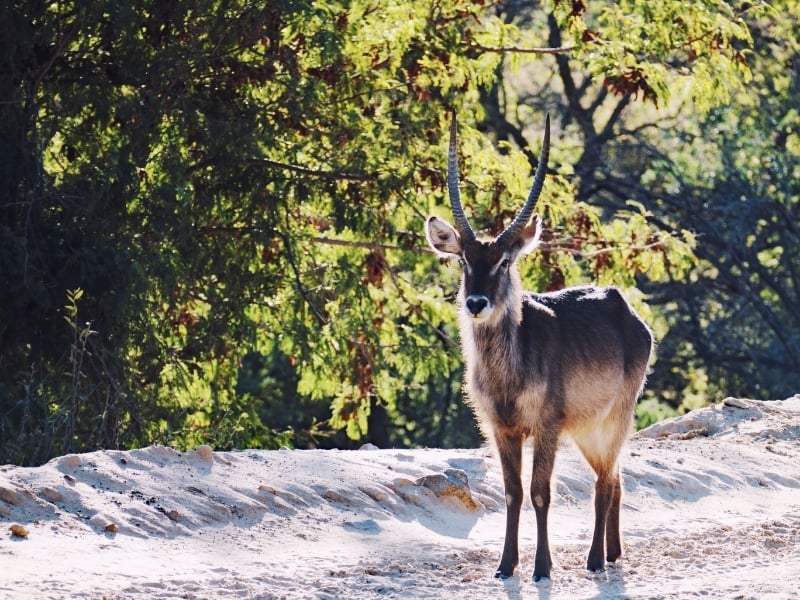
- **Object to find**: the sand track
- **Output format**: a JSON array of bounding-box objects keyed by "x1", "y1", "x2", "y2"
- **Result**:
[{"x1": 2, "y1": 396, "x2": 799, "y2": 599}]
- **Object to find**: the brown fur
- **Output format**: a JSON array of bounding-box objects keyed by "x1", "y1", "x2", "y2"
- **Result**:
[{"x1": 425, "y1": 120, "x2": 652, "y2": 580}]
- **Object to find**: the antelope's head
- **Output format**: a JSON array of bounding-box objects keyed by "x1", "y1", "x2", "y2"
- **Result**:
[{"x1": 425, "y1": 114, "x2": 549, "y2": 324}]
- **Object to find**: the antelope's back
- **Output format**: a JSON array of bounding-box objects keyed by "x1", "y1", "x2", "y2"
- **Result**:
[{"x1": 520, "y1": 285, "x2": 652, "y2": 411}]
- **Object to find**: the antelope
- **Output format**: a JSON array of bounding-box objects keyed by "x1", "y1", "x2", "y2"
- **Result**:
[{"x1": 425, "y1": 114, "x2": 653, "y2": 581}]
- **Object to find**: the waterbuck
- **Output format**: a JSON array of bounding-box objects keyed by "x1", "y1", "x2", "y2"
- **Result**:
[{"x1": 425, "y1": 114, "x2": 653, "y2": 581}]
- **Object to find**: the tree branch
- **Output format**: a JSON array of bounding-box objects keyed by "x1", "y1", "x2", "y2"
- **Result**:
[
  {"x1": 311, "y1": 236, "x2": 409, "y2": 252},
  {"x1": 481, "y1": 80, "x2": 540, "y2": 169},
  {"x1": 190, "y1": 157, "x2": 376, "y2": 181},
  {"x1": 387, "y1": 269, "x2": 460, "y2": 352},
  {"x1": 279, "y1": 231, "x2": 328, "y2": 326},
  {"x1": 466, "y1": 41, "x2": 576, "y2": 55},
  {"x1": 548, "y1": 13, "x2": 595, "y2": 139},
  {"x1": 598, "y1": 93, "x2": 631, "y2": 144},
  {"x1": 541, "y1": 238, "x2": 665, "y2": 258},
  {"x1": 254, "y1": 158, "x2": 376, "y2": 181}
]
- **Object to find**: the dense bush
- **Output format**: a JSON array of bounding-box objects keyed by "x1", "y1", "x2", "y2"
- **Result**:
[{"x1": 3, "y1": 0, "x2": 794, "y2": 465}]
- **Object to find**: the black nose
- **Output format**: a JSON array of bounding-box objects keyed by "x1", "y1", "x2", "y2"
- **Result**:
[{"x1": 466, "y1": 295, "x2": 489, "y2": 315}]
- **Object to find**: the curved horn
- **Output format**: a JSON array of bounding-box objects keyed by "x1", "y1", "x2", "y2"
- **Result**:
[
  {"x1": 447, "y1": 113, "x2": 476, "y2": 243},
  {"x1": 496, "y1": 114, "x2": 550, "y2": 246}
]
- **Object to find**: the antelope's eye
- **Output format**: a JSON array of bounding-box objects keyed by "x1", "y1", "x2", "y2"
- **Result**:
[
  {"x1": 458, "y1": 257, "x2": 466, "y2": 268},
  {"x1": 500, "y1": 258, "x2": 510, "y2": 270}
]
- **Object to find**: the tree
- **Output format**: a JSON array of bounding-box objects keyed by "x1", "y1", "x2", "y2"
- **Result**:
[
  {"x1": 1, "y1": 0, "x2": 759, "y2": 465},
  {"x1": 468, "y1": 0, "x2": 789, "y2": 412},
  {"x1": 639, "y1": 0, "x2": 800, "y2": 404}
]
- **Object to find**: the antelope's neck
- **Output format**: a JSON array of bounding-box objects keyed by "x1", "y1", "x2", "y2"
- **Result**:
[
  {"x1": 460, "y1": 318, "x2": 528, "y2": 416},
  {"x1": 459, "y1": 298, "x2": 524, "y2": 375}
]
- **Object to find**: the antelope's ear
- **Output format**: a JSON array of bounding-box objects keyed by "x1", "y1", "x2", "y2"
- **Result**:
[
  {"x1": 425, "y1": 216, "x2": 463, "y2": 258},
  {"x1": 514, "y1": 215, "x2": 543, "y2": 256}
]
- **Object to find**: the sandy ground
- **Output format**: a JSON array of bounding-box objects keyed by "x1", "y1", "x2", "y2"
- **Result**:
[{"x1": 1, "y1": 396, "x2": 799, "y2": 599}]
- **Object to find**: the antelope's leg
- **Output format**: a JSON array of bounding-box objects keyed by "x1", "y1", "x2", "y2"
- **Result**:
[
  {"x1": 605, "y1": 468, "x2": 623, "y2": 562},
  {"x1": 530, "y1": 432, "x2": 558, "y2": 581},
  {"x1": 587, "y1": 471, "x2": 615, "y2": 572},
  {"x1": 494, "y1": 433, "x2": 523, "y2": 579}
]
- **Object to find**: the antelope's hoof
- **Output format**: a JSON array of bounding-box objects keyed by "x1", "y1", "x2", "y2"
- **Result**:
[
  {"x1": 532, "y1": 565, "x2": 551, "y2": 581},
  {"x1": 533, "y1": 557, "x2": 552, "y2": 581},
  {"x1": 587, "y1": 561, "x2": 606, "y2": 573},
  {"x1": 494, "y1": 565, "x2": 515, "y2": 579}
]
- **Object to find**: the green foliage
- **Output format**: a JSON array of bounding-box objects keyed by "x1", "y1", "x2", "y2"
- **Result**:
[
  {"x1": 555, "y1": 0, "x2": 763, "y2": 112},
  {"x1": 0, "y1": 0, "x2": 778, "y2": 465},
  {"x1": 635, "y1": 398, "x2": 679, "y2": 430},
  {"x1": 641, "y1": 0, "x2": 800, "y2": 406}
]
